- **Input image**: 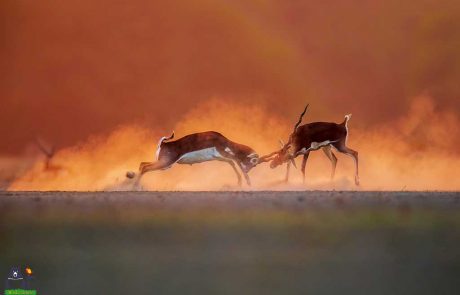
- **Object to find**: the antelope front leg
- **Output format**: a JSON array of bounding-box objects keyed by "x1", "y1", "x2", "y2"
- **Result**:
[
  {"x1": 218, "y1": 158, "x2": 242, "y2": 186},
  {"x1": 285, "y1": 161, "x2": 291, "y2": 183},
  {"x1": 226, "y1": 160, "x2": 243, "y2": 186},
  {"x1": 242, "y1": 172, "x2": 251, "y2": 186},
  {"x1": 235, "y1": 161, "x2": 251, "y2": 186},
  {"x1": 301, "y1": 152, "x2": 310, "y2": 183}
]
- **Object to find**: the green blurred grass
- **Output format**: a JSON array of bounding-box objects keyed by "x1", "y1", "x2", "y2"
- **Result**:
[{"x1": 1, "y1": 192, "x2": 460, "y2": 295}]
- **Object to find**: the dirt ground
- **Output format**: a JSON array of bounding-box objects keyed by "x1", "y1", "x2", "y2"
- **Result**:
[{"x1": 1, "y1": 191, "x2": 460, "y2": 295}]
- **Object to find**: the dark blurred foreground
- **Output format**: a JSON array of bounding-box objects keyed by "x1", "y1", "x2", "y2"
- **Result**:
[{"x1": 0, "y1": 191, "x2": 459, "y2": 295}]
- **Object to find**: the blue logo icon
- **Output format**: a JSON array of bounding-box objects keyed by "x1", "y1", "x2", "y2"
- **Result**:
[{"x1": 4, "y1": 266, "x2": 37, "y2": 295}]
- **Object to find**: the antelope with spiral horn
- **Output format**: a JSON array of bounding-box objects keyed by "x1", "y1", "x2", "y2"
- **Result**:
[{"x1": 259, "y1": 104, "x2": 359, "y2": 185}]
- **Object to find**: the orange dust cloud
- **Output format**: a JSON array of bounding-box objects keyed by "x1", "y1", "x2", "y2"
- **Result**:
[{"x1": 8, "y1": 96, "x2": 460, "y2": 191}]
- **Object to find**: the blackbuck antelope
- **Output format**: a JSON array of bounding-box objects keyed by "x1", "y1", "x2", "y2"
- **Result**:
[
  {"x1": 259, "y1": 105, "x2": 360, "y2": 185},
  {"x1": 126, "y1": 131, "x2": 260, "y2": 186}
]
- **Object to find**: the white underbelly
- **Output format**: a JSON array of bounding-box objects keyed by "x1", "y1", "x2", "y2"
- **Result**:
[
  {"x1": 176, "y1": 147, "x2": 224, "y2": 164},
  {"x1": 309, "y1": 140, "x2": 333, "y2": 150},
  {"x1": 299, "y1": 141, "x2": 335, "y2": 154}
]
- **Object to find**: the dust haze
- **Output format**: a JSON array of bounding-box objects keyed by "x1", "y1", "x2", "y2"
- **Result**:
[{"x1": 8, "y1": 96, "x2": 460, "y2": 191}]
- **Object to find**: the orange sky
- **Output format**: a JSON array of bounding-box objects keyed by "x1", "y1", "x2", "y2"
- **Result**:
[
  {"x1": 1, "y1": 0, "x2": 460, "y2": 190},
  {"x1": 1, "y1": 0, "x2": 459, "y2": 153}
]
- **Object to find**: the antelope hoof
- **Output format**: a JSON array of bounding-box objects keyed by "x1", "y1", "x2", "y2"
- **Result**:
[
  {"x1": 355, "y1": 176, "x2": 360, "y2": 186},
  {"x1": 126, "y1": 171, "x2": 136, "y2": 179}
]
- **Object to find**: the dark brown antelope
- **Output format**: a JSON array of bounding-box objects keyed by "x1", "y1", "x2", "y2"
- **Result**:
[
  {"x1": 259, "y1": 105, "x2": 360, "y2": 185},
  {"x1": 126, "y1": 131, "x2": 260, "y2": 186}
]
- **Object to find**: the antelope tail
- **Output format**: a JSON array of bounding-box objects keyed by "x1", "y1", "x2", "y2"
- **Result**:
[
  {"x1": 342, "y1": 114, "x2": 352, "y2": 125},
  {"x1": 155, "y1": 131, "x2": 174, "y2": 160}
]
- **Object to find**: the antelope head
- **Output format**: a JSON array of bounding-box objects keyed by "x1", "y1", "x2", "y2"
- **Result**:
[
  {"x1": 267, "y1": 140, "x2": 294, "y2": 169},
  {"x1": 240, "y1": 152, "x2": 260, "y2": 173},
  {"x1": 261, "y1": 104, "x2": 309, "y2": 169},
  {"x1": 257, "y1": 139, "x2": 295, "y2": 169}
]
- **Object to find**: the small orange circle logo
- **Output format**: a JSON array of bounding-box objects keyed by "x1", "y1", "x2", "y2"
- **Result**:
[{"x1": 25, "y1": 267, "x2": 33, "y2": 275}]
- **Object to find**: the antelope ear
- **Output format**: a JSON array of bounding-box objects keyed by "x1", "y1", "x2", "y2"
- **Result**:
[
  {"x1": 278, "y1": 139, "x2": 284, "y2": 148},
  {"x1": 290, "y1": 158, "x2": 297, "y2": 169}
]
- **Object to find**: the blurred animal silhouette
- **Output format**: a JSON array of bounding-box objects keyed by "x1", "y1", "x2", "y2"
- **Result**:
[{"x1": 34, "y1": 137, "x2": 61, "y2": 171}]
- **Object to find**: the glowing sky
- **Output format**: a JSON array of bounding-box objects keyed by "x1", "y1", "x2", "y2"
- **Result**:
[{"x1": 2, "y1": 0, "x2": 459, "y2": 153}]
